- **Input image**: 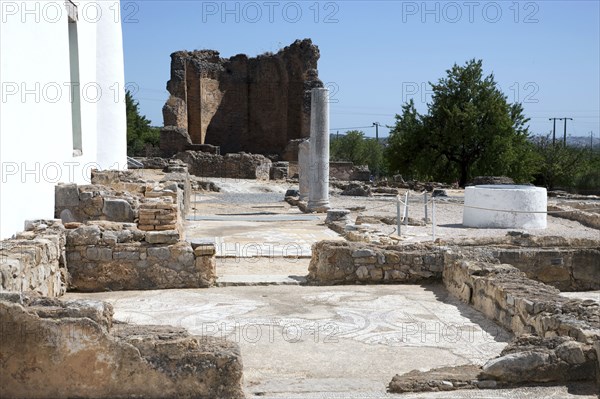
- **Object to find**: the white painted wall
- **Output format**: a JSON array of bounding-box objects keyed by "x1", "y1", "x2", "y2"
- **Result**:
[{"x1": 0, "y1": 0, "x2": 126, "y2": 239}]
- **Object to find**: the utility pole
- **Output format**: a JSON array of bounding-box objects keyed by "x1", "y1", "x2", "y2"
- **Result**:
[
  {"x1": 549, "y1": 118, "x2": 560, "y2": 145},
  {"x1": 372, "y1": 122, "x2": 380, "y2": 142},
  {"x1": 562, "y1": 118, "x2": 573, "y2": 146},
  {"x1": 591, "y1": 131, "x2": 595, "y2": 161}
]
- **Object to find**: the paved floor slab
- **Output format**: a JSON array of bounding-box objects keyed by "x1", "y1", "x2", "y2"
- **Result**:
[
  {"x1": 67, "y1": 284, "x2": 518, "y2": 398},
  {"x1": 185, "y1": 219, "x2": 341, "y2": 258}
]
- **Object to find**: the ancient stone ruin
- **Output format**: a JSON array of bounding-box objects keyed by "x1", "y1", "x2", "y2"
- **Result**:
[{"x1": 162, "y1": 39, "x2": 323, "y2": 157}]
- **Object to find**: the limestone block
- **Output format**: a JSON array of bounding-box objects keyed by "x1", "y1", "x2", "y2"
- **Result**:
[
  {"x1": 102, "y1": 198, "x2": 134, "y2": 222},
  {"x1": 194, "y1": 244, "x2": 216, "y2": 257},
  {"x1": 325, "y1": 209, "x2": 351, "y2": 225},
  {"x1": 356, "y1": 265, "x2": 369, "y2": 280},
  {"x1": 113, "y1": 251, "x2": 140, "y2": 261},
  {"x1": 352, "y1": 249, "x2": 376, "y2": 258},
  {"x1": 66, "y1": 225, "x2": 102, "y2": 246},
  {"x1": 145, "y1": 230, "x2": 179, "y2": 245},
  {"x1": 482, "y1": 351, "x2": 550, "y2": 382},
  {"x1": 195, "y1": 256, "x2": 217, "y2": 285},
  {"x1": 55, "y1": 183, "x2": 80, "y2": 208},
  {"x1": 556, "y1": 341, "x2": 586, "y2": 364},
  {"x1": 147, "y1": 247, "x2": 171, "y2": 260}
]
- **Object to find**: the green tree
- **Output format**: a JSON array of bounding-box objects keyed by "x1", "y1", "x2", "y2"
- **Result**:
[
  {"x1": 330, "y1": 130, "x2": 368, "y2": 163},
  {"x1": 330, "y1": 130, "x2": 385, "y2": 175},
  {"x1": 126, "y1": 90, "x2": 160, "y2": 156},
  {"x1": 532, "y1": 135, "x2": 592, "y2": 190},
  {"x1": 386, "y1": 60, "x2": 538, "y2": 186}
]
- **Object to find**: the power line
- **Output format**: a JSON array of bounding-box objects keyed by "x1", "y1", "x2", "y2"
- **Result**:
[{"x1": 329, "y1": 125, "x2": 375, "y2": 131}]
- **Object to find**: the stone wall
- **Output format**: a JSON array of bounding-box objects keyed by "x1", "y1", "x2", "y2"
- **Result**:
[
  {"x1": 330, "y1": 162, "x2": 371, "y2": 181},
  {"x1": 308, "y1": 241, "x2": 445, "y2": 285},
  {"x1": 288, "y1": 161, "x2": 371, "y2": 181},
  {"x1": 548, "y1": 203, "x2": 600, "y2": 230},
  {"x1": 66, "y1": 222, "x2": 216, "y2": 292},
  {"x1": 56, "y1": 175, "x2": 190, "y2": 228},
  {"x1": 0, "y1": 293, "x2": 244, "y2": 399},
  {"x1": 492, "y1": 247, "x2": 599, "y2": 291},
  {"x1": 386, "y1": 238, "x2": 600, "y2": 393},
  {"x1": 438, "y1": 234, "x2": 600, "y2": 292},
  {"x1": 55, "y1": 183, "x2": 139, "y2": 223},
  {"x1": 443, "y1": 259, "x2": 599, "y2": 344},
  {"x1": 176, "y1": 150, "x2": 271, "y2": 180},
  {"x1": 0, "y1": 220, "x2": 68, "y2": 297},
  {"x1": 162, "y1": 39, "x2": 323, "y2": 157},
  {"x1": 91, "y1": 167, "x2": 192, "y2": 219}
]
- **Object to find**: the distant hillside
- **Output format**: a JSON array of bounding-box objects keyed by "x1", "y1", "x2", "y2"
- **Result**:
[
  {"x1": 565, "y1": 135, "x2": 600, "y2": 148},
  {"x1": 530, "y1": 135, "x2": 600, "y2": 149}
]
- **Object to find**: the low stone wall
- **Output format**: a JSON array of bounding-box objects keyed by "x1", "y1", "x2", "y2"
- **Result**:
[
  {"x1": 443, "y1": 259, "x2": 599, "y2": 344},
  {"x1": 548, "y1": 203, "x2": 600, "y2": 230},
  {"x1": 176, "y1": 150, "x2": 271, "y2": 180},
  {"x1": 492, "y1": 247, "x2": 599, "y2": 291},
  {"x1": 66, "y1": 223, "x2": 216, "y2": 292},
  {"x1": 308, "y1": 241, "x2": 444, "y2": 285},
  {"x1": 0, "y1": 293, "x2": 244, "y2": 399},
  {"x1": 439, "y1": 234, "x2": 600, "y2": 292},
  {"x1": 0, "y1": 220, "x2": 68, "y2": 297}
]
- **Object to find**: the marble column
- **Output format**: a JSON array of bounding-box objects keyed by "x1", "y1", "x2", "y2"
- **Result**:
[
  {"x1": 298, "y1": 139, "x2": 310, "y2": 201},
  {"x1": 307, "y1": 88, "x2": 330, "y2": 211}
]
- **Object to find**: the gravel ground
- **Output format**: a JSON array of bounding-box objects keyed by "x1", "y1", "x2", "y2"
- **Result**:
[
  {"x1": 200, "y1": 179, "x2": 599, "y2": 242},
  {"x1": 329, "y1": 192, "x2": 600, "y2": 243}
]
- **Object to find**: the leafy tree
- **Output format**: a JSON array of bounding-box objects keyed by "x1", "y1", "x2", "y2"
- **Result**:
[
  {"x1": 126, "y1": 90, "x2": 160, "y2": 156},
  {"x1": 532, "y1": 135, "x2": 593, "y2": 190},
  {"x1": 330, "y1": 130, "x2": 385, "y2": 175},
  {"x1": 386, "y1": 59, "x2": 538, "y2": 186}
]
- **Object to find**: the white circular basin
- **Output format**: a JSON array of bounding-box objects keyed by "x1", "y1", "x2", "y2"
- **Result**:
[{"x1": 463, "y1": 185, "x2": 547, "y2": 229}]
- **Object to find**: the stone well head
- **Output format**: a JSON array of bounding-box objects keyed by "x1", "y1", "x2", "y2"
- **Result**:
[{"x1": 462, "y1": 185, "x2": 547, "y2": 229}]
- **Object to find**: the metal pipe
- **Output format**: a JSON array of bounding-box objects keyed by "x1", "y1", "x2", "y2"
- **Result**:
[
  {"x1": 432, "y1": 196, "x2": 436, "y2": 241},
  {"x1": 424, "y1": 192, "x2": 428, "y2": 222},
  {"x1": 396, "y1": 195, "x2": 401, "y2": 237},
  {"x1": 404, "y1": 192, "x2": 409, "y2": 226}
]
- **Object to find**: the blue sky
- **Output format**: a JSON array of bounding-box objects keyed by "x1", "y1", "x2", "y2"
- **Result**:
[{"x1": 123, "y1": 1, "x2": 600, "y2": 140}]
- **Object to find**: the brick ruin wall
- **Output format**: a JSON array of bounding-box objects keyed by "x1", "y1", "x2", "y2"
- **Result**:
[{"x1": 162, "y1": 39, "x2": 323, "y2": 157}]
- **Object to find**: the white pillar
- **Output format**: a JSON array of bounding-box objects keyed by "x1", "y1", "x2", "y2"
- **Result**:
[
  {"x1": 307, "y1": 88, "x2": 330, "y2": 212},
  {"x1": 95, "y1": 0, "x2": 127, "y2": 170},
  {"x1": 298, "y1": 139, "x2": 310, "y2": 201}
]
